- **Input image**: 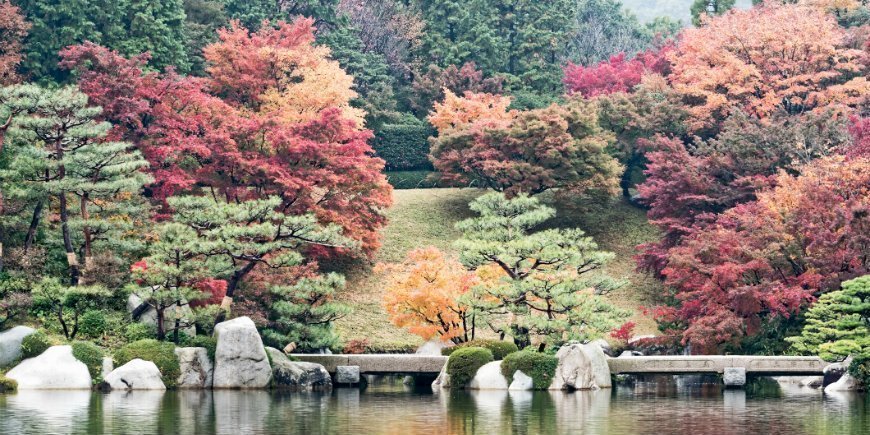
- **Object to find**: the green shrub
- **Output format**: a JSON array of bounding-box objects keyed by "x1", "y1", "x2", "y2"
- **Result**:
[
  {"x1": 124, "y1": 322, "x2": 156, "y2": 342},
  {"x1": 446, "y1": 347, "x2": 493, "y2": 388},
  {"x1": 114, "y1": 339, "x2": 180, "y2": 388},
  {"x1": 849, "y1": 353, "x2": 869, "y2": 388},
  {"x1": 501, "y1": 350, "x2": 558, "y2": 389},
  {"x1": 20, "y1": 331, "x2": 52, "y2": 358},
  {"x1": 78, "y1": 310, "x2": 107, "y2": 339},
  {"x1": 373, "y1": 117, "x2": 433, "y2": 171},
  {"x1": 181, "y1": 334, "x2": 217, "y2": 362},
  {"x1": 71, "y1": 341, "x2": 104, "y2": 384},
  {"x1": 442, "y1": 340, "x2": 519, "y2": 360},
  {"x1": 0, "y1": 375, "x2": 16, "y2": 392}
]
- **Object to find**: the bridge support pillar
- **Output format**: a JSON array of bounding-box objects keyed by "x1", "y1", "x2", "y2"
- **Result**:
[
  {"x1": 723, "y1": 367, "x2": 746, "y2": 387},
  {"x1": 336, "y1": 365, "x2": 361, "y2": 385}
]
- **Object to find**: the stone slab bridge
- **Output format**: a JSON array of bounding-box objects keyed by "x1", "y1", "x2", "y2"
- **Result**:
[{"x1": 292, "y1": 354, "x2": 827, "y2": 378}]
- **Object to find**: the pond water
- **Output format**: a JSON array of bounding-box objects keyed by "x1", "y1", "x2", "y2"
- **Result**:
[{"x1": 0, "y1": 377, "x2": 867, "y2": 434}]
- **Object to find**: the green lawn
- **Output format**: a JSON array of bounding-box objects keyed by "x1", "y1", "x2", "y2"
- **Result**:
[{"x1": 323, "y1": 188, "x2": 663, "y2": 353}]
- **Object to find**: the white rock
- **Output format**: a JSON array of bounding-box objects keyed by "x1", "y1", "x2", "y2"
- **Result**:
[
  {"x1": 101, "y1": 357, "x2": 114, "y2": 379},
  {"x1": 549, "y1": 342, "x2": 611, "y2": 390},
  {"x1": 468, "y1": 361, "x2": 508, "y2": 390},
  {"x1": 432, "y1": 360, "x2": 450, "y2": 390},
  {"x1": 6, "y1": 345, "x2": 91, "y2": 389},
  {"x1": 416, "y1": 339, "x2": 450, "y2": 356},
  {"x1": 127, "y1": 293, "x2": 196, "y2": 338},
  {"x1": 800, "y1": 376, "x2": 823, "y2": 388},
  {"x1": 213, "y1": 316, "x2": 271, "y2": 389},
  {"x1": 508, "y1": 370, "x2": 534, "y2": 390},
  {"x1": 104, "y1": 359, "x2": 166, "y2": 390},
  {"x1": 175, "y1": 347, "x2": 213, "y2": 389},
  {"x1": 591, "y1": 339, "x2": 613, "y2": 356},
  {"x1": 0, "y1": 326, "x2": 36, "y2": 367},
  {"x1": 266, "y1": 348, "x2": 331, "y2": 391},
  {"x1": 825, "y1": 372, "x2": 863, "y2": 393}
]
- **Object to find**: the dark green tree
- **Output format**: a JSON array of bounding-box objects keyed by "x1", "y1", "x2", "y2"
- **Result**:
[
  {"x1": 455, "y1": 192, "x2": 629, "y2": 350},
  {"x1": 690, "y1": 0, "x2": 736, "y2": 26},
  {"x1": 16, "y1": 0, "x2": 189, "y2": 81},
  {"x1": 262, "y1": 273, "x2": 351, "y2": 351}
]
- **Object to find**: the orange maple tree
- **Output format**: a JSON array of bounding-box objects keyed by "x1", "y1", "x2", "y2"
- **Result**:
[
  {"x1": 668, "y1": 3, "x2": 868, "y2": 130},
  {"x1": 378, "y1": 247, "x2": 482, "y2": 343}
]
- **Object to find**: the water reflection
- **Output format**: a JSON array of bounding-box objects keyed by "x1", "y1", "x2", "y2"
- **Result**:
[{"x1": 0, "y1": 377, "x2": 867, "y2": 435}]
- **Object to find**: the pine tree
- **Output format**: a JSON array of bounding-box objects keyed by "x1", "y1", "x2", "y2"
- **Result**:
[
  {"x1": 263, "y1": 273, "x2": 351, "y2": 351},
  {"x1": 788, "y1": 276, "x2": 870, "y2": 362},
  {"x1": 455, "y1": 192, "x2": 629, "y2": 350},
  {"x1": 0, "y1": 86, "x2": 151, "y2": 285},
  {"x1": 129, "y1": 222, "x2": 210, "y2": 341},
  {"x1": 166, "y1": 195, "x2": 354, "y2": 320}
]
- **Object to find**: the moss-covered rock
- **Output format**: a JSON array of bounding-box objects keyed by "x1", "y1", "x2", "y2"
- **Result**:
[
  {"x1": 114, "y1": 339, "x2": 180, "y2": 388},
  {"x1": 442, "y1": 340, "x2": 519, "y2": 360},
  {"x1": 446, "y1": 347, "x2": 493, "y2": 388},
  {"x1": 501, "y1": 350, "x2": 558, "y2": 389},
  {"x1": 71, "y1": 341, "x2": 104, "y2": 384},
  {"x1": 20, "y1": 330, "x2": 52, "y2": 359},
  {"x1": 0, "y1": 374, "x2": 16, "y2": 392}
]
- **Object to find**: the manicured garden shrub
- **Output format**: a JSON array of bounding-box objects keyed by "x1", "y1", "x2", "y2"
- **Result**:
[
  {"x1": 78, "y1": 310, "x2": 107, "y2": 339},
  {"x1": 71, "y1": 341, "x2": 104, "y2": 383},
  {"x1": 20, "y1": 330, "x2": 52, "y2": 358},
  {"x1": 0, "y1": 375, "x2": 17, "y2": 392},
  {"x1": 181, "y1": 334, "x2": 217, "y2": 362},
  {"x1": 373, "y1": 116, "x2": 433, "y2": 171},
  {"x1": 124, "y1": 322, "x2": 157, "y2": 343},
  {"x1": 442, "y1": 339, "x2": 519, "y2": 360},
  {"x1": 446, "y1": 347, "x2": 493, "y2": 388},
  {"x1": 114, "y1": 339, "x2": 180, "y2": 388},
  {"x1": 501, "y1": 349, "x2": 558, "y2": 389}
]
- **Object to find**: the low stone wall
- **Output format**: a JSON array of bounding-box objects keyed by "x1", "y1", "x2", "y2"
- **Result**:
[
  {"x1": 291, "y1": 354, "x2": 448, "y2": 375},
  {"x1": 608, "y1": 355, "x2": 827, "y2": 375}
]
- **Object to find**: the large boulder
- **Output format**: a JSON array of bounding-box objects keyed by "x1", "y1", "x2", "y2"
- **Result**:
[
  {"x1": 824, "y1": 372, "x2": 863, "y2": 393},
  {"x1": 508, "y1": 370, "x2": 534, "y2": 391},
  {"x1": 104, "y1": 359, "x2": 166, "y2": 390},
  {"x1": 432, "y1": 361, "x2": 450, "y2": 390},
  {"x1": 265, "y1": 347, "x2": 331, "y2": 391},
  {"x1": 823, "y1": 357, "x2": 852, "y2": 387},
  {"x1": 416, "y1": 339, "x2": 451, "y2": 356},
  {"x1": 549, "y1": 342, "x2": 612, "y2": 390},
  {"x1": 6, "y1": 345, "x2": 91, "y2": 389},
  {"x1": 0, "y1": 326, "x2": 35, "y2": 367},
  {"x1": 591, "y1": 339, "x2": 613, "y2": 357},
  {"x1": 127, "y1": 293, "x2": 196, "y2": 338},
  {"x1": 175, "y1": 347, "x2": 213, "y2": 389},
  {"x1": 468, "y1": 361, "x2": 509, "y2": 390},
  {"x1": 213, "y1": 316, "x2": 271, "y2": 389}
]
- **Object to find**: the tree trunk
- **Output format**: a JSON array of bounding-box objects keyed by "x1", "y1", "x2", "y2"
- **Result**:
[
  {"x1": 156, "y1": 307, "x2": 165, "y2": 340},
  {"x1": 79, "y1": 193, "x2": 92, "y2": 282},
  {"x1": 59, "y1": 192, "x2": 80, "y2": 286},
  {"x1": 23, "y1": 198, "x2": 44, "y2": 253},
  {"x1": 213, "y1": 261, "x2": 257, "y2": 327}
]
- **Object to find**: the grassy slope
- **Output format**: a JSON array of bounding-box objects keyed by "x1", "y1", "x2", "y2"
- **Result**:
[{"x1": 324, "y1": 188, "x2": 662, "y2": 353}]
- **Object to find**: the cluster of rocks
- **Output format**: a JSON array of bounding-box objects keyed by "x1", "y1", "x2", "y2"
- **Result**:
[
  {"x1": 0, "y1": 316, "x2": 332, "y2": 392},
  {"x1": 436, "y1": 342, "x2": 613, "y2": 391}
]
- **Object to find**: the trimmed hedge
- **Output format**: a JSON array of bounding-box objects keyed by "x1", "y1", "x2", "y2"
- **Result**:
[
  {"x1": 442, "y1": 339, "x2": 519, "y2": 361},
  {"x1": 20, "y1": 331, "x2": 52, "y2": 358},
  {"x1": 374, "y1": 120, "x2": 433, "y2": 171},
  {"x1": 0, "y1": 375, "x2": 16, "y2": 392},
  {"x1": 124, "y1": 323, "x2": 157, "y2": 343},
  {"x1": 72, "y1": 341, "x2": 104, "y2": 384},
  {"x1": 181, "y1": 335, "x2": 217, "y2": 362},
  {"x1": 114, "y1": 339, "x2": 180, "y2": 388},
  {"x1": 501, "y1": 350, "x2": 558, "y2": 389},
  {"x1": 446, "y1": 347, "x2": 493, "y2": 388}
]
